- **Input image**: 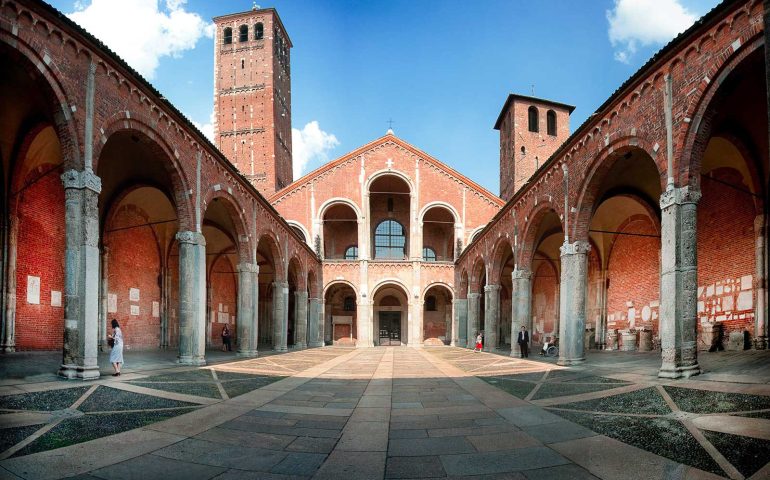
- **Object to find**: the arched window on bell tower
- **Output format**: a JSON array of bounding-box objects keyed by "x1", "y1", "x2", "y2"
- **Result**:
[
  {"x1": 547, "y1": 110, "x2": 557, "y2": 136},
  {"x1": 239, "y1": 24, "x2": 248, "y2": 42},
  {"x1": 255, "y1": 22, "x2": 264, "y2": 40},
  {"x1": 223, "y1": 27, "x2": 232, "y2": 44},
  {"x1": 528, "y1": 106, "x2": 539, "y2": 133}
]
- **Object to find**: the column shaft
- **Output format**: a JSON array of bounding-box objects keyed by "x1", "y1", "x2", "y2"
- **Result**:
[
  {"x1": 236, "y1": 263, "x2": 258, "y2": 357},
  {"x1": 659, "y1": 186, "x2": 701, "y2": 378},
  {"x1": 59, "y1": 170, "x2": 101, "y2": 379},
  {"x1": 558, "y1": 241, "x2": 589, "y2": 366},
  {"x1": 294, "y1": 291, "x2": 308, "y2": 349},
  {"x1": 483, "y1": 284, "x2": 501, "y2": 351},
  {"x1": 308, "y1": 297, "x2": 323, "y2": 347},
  {"x1": 1, "y1": 215, "x2": 18, "y2": 352},
  {"x1": 177, "y1": 231, "x2": 207, "y2": 365},
  {"x1": 452, "y1": 299, "x2": 467, "y2": 347},
  {"x1": 272, "y1": 281, "x2": 288, "y2": 351},
  {"x1": 754, "y1": 215, "x2": 767, "y2": 349},
  {"x1": 466, "y1": 292, "x2": 481, "y2": 349},
  {"x1": 356, "y1": 300, "x2": 373, "y2": 347},
  {"x1": 510, "y1": 269, "x2": 532, "y2": 357}
]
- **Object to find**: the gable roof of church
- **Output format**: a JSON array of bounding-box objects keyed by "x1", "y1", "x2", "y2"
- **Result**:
[{"x1": 269, "y1": 133, "x2": 504, "y2": 207}]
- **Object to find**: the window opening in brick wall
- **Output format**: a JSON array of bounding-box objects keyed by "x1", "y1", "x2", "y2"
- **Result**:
[
  {"x1": 344, "y1": 245, "x2": 358, "y2": 260},
  {"x1": 422, "y1": 246, "x2": 437, "y2": 262},
  {"x1": 239, "y1": 24, "x2": 248, "y2": 42},
  {"x1": 255, "y1": 22, "x2": 264, "y2": 40},
  {"x1": 547, "y1": 110, "x2": 557, "y2": 136},
  {"x1": 374, "y1": 220, "x2": 406, "y2": 259},
  {"x1": 528, "y1": 106, "x2": 539, "y2": 132},
  {"x1": 223, "y1": 27, "x2": 232, "y2": 44}
]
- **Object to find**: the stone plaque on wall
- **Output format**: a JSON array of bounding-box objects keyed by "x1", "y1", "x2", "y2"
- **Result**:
[
  {"x1": 130, "y1": 304, "x2": 140, "y2": 316},
  {"x1": 129, "y1": 288, "x2": 140, "y2": 302},
  {"x1": 26, "y1": 276, "x2": 40, "y2": 305},
  {"x1": 152, "y1": 301, "x2": 160, "y2": 318},
  {"x1": 108, "y1": 294, "x2": 118, "y2": 313},
  {"x1": 50, "y1": 290, "x2": 62, "y2": 307}
]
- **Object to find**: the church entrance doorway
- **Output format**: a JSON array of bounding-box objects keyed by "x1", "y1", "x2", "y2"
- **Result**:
[{"x1": 379, "y1": 312, "x2": 402, "y2": 346}]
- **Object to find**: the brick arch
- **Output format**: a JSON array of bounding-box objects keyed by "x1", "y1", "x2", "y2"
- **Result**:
[
  {"x1": 706, "y1": 133, "x2": 766, "y2": 214},
  {"x1": 365, "y1": 169, "x2": 414, "y2": 193},
  {"x1": 202, "y1": 189, "x2": 252, "y2": 263},
  {"x1": 679, "y1": 33, "x2": 763, "y2": 188},
  {"x1": 469, "y1": 256, "x2": 486, "y2": 294},
  {"x1": 256, "y1": 231, "x2": 285, "y2": 282},
  {"x1": 307, "y1": 269, "x2": 320, "y2": 297},
  {"x1": 456, "y1": 270, "x2": 469, "y2": 299},
  {"x1": 318, "y1": 197, "x2": 363, "y2": 221},
  {"x1": 323, "y1": 279, "x2": 358, "y2": 298},
  {"x1": 488, "y1": 236, "x2": 514, "y2": 283},
  {"x1": 99, "y1": 183, "x2": 178, "y2": 238},
  {"x1": 95, "y1": 115, "x2": 194, "y2": 232},
  {"x1": 517, "y1": 201, "x2": 563, "y2": 271},
  {"x1": 288, "y1": 255, "x2": 306, "y2": 291},
  {"x1": 573, "y1": 138, "x2": 661, "y2": 241},
  {"x1": 0, "y1": 30, "x2": 80, "y2": 172}
]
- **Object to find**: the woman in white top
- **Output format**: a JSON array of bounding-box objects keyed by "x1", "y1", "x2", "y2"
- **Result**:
[{"x1": 108, "y1": 319, "x2": 124, "y2": 376}]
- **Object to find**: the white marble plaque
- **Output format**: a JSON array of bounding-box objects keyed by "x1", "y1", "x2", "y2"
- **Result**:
[
  {"x1": 218, "y1": 303, "x2": 223, "y2": 312},
  {"x1": 108, "y1": 294, "x2": 118, "y2": 313},
  {"x1": 218, "y1": 312, "x2": 228, "y2": 323},
  {"x1": 129, "y1": 288, "x2": 140, "y2": 302},
  {"x1": 50, "y1": 290, "x2": 62, "y2": 307},
  {"x1": 152, "y1": 301, "x2": 160, "y2": 318},
  {"x1": 26, "y1": 276, "x2": 40, "y2": 305},
  {"x1": 130, "y1": 304, "x2": 140, "y2": 316}
]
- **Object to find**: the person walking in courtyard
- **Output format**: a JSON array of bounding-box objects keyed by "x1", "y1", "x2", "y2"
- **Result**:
[
  {"x1": 221, "y1": 324, "x2": 232, "y2": 352},
  {"x1": 517, "y1": 325, "x2": 529, "y2": 358},
  {"x1": 108, "y1": 319, "x2": 123, "y2": 376},
  {"x1": 474, "y1": 332, "x2": 483, "y2": 352}
]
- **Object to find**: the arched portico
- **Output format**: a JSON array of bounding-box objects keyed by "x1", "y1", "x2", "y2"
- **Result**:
[{"x1": 372, "y1": 282, "x2": 410, "y2": 346}]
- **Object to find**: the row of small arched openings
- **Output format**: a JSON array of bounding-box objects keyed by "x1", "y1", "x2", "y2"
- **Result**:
[
  {"x1": 528, "y1": 107, "x2": 557, "y2": 136},
  {"x1": 223, "y1": 23, "x2": 264, "y2": 44}
]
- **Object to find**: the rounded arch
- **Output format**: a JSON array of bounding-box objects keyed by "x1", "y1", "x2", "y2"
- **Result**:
[
  {"x1": 422, "y1": 281, "x2": 454, "y2": 298},
  {"x1": 457, "y1": 270, "x2": 469, "y2": 299},
  {"x1": 469, "y1": 256, "x2": 486, "y2": 293},
  {"x1": 366, "y1": 169, "x2": 415, "y2": 193},
  {"x1": 468, "y1": 226, "x2": 486, "y2": 245},
  {"x1": 95, "y1": 116, "x2": 194, "y2": 231},
  {"x1": 419, "y1": 201, "x2": 460, "y2": 223},
  {"x1": 573, "y1": 138, "x2": 662, "y2": 241},
  {"x1": 489, "y1": 236, "x2": 514, "y2": 282},
  {"x1": 287, "y1": 255, "x2": 306, "y2": 291},
  {"x1": 100, "y1": 183, "x2": 177, "y2": 238},
  {"x1": 202, "y1": 189, "x2": 252, "y2": 262},
  {"x1": 0, "y1": 30, "x2": 80, "y2": 171},
  {"x1": 371, "y1": 278, "x2": 411, "y2": 300},
  {"x1": 286, "y1": 220, "x2": 311, "y2": 245},
  {"x1": 317, "y1": 197, "x2": 363, "y2": 221},
  {"x1": 323, "y1": 279, "x2": 359, "y2": 298},
  {"x1": 256, "y1": 231, "x2": 284, "y2": 281},
  {"x1": 679, "y1": 34, "x2": 763, "y2": 186},
  {"x1": 517, "y1": 201, "x2": 563, "y2": 269},
  {"x1": 307, "y1": 269, "x2": 320, "y2": 298}
]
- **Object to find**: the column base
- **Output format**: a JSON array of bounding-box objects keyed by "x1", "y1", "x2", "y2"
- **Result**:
[
  {"x1": 557, "y1": 357, "x2": 585, "y2": 366},
  {"x1": 177, "y1": 356, "x2": 206, "y2": 366},
  {"x1": 236, "y1": 350, "x2": 258, "y2": 358},
  {"x1": 1, "y1": 345, "x2": 16, "y2": 353},
  {"x1": 307, "y1": 342, "x2": 324, "y2": 348},
  {"x1": 658, "y1": 363, "x2": 701, "y2": 379},
  {"x1": 294, "y1": 343, "x2": 307, "y2": 350},
  {"x1": 58, "y1": 363, "x2": 100, "y2": 380}
]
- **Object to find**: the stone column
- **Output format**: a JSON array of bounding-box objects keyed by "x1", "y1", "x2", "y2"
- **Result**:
[
  {"x1": 453, "y1": 298, "x2": 467, "y2": 347},
  {"x1": 658, "y1": 186, "x2": 701, "y2": 378},
  {"x1": 308, "y1": 297, "x2": 323, "y2": 347},
  {"x1": 294, "y1": 291, "x2": 308, "y2": 349},
  {"x1": 176, "y1": 231, "x2": 207, "y2": 366},
  {"x1": 272, "y1": 281, "x2": 288, "y2": 351},
  {"x1": 511, "y1": 268, "x2": 532, "y2": 357},
  {"x1": 59, "y1": 170, "x2": 102, "y2": 379},
  {"x1": 754, "y1": 215, "x2": 767, "y2": 349},
  {"x1": 236, "y1": 263, "x2": 258, "y2": 357},
  {"x1": 1, "y1": 215, "x2": 18, "y2": 352},
  {"x1": 466, "y1": 292, "x2": 481, "y2": 349},
  {"x1": 357, "y1": 299, "x2": 373, "y2": 347},
  {"x1": 483, "y1": 284, "x2": 501, "y2": 351},
  {"x1": 98, "y1": 247, "x2": 109, "y2": 352},
  {"x1": 558, "y1": 241, "x2": 590, "y2": 366}
]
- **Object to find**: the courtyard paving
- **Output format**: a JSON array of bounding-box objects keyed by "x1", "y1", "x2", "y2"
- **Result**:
[{"x1": 0, "y1": 346, "x2": 767, "y2": 479}]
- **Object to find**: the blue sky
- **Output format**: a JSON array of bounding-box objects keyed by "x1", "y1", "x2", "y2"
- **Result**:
[{"x1": 51, "y1": 0, "x2": 720, "y2": 195}]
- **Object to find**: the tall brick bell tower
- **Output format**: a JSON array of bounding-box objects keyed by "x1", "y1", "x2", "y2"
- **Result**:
[{"x1": 213, "y1": 5, "x2": 293, "y2": 195}]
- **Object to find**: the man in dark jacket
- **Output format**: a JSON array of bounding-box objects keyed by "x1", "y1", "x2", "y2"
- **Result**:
[{"x1": 517, "y1": 325, "x2": 529, "y2": 358}]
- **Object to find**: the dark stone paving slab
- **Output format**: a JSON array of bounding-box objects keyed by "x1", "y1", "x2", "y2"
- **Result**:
[
  {"x1": 128, "y1": 381, "x2": 222, "y2": 399},
  {"x1": 703, "y1": 429, "x2": 770, "y2": 478},
  {"x1": 90, "y1": 452, "x2": 226, "y2": 480},
  {"x1": 285, "y1": 436, "x2": 337, "y2": 454},
  {"x1": 223, "y1": 378, "x2": 283, "y2": 398},
  {"x1": 466, "y1": 431, "x2": 541, "y2": 451},
  {"x1": 389, "y1": 429, "x2": 428, "y2": 439},
  {"x1": 135, "y1": 370, "x2": 214, "y2": 382},
  {"x1": 271, "y1": 452, "x2": 327, "y2": 476},
  {"x1": 385, "y1": 455, "x2": 446, "y2": 478},
  {"x1": 521, "y1": 463, "x2": 600, "y2": 480},
  {"x1": 219, "y1": 417, "x2": 342, "y2": 438},
  {"x1": 480, "y1": 378, "x2": 536, "y2": 399},
  {"x1": 440, "y1": 447, "x2": 570, "y2": 475},
  {"x1": 194, "y1": 427, "x2": 296, "y2": 450},
  {"x1": 0, "y1": 386, "x2": 90, "y2": 411},
  {"x1": 496, "y1": 406, "x2": 564, "y2": 427},
  {"x1": 388, "y1": 436, "x2": 476, "y2": 456},
  {"x1": 521, "y1": 420, "x2": 596, "y2": 444},
  {"x1": 198, "y1": 469, "x2": 307, "y2": 480},
  {"x1": 550, "y1": 411, "x2": 724, "y2": 476},
  {"x1": 664, "y1": 385, "x2": 770, "y2": 414},
  {"x1": 152, "y1": 438, "x2": 288, "y2": 471},
  {"x1": 312, "y1": 450, "x2": 386, "y2": 480},
  {"x1": 78, "y1": 386, "x2": 198, "y2": 412}
]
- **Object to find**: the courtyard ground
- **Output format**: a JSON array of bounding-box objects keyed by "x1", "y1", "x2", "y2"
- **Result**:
[{"x1": 0, "y1": 346, "x2": 768, "y2": 479}]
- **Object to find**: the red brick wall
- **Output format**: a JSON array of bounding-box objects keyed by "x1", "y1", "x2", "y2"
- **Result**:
[
  {"x1": 532, "y1": 261, "x2": 558, "y2": 343},
  {"x1": 104, "y1": 205, "x2": 161, "y2": 349},
  {"x1": 14, "y1": 167, "x2": 65, "y2": 350},
  {"x1": 697, "y1": 168, "x2": 756, "y2": 337},
  {"x1": 208, "y1": 255, "x2": 237, "y2": 346},
  {"x1": 606, "y1": 216, "x2": 660, "y2": 335}
]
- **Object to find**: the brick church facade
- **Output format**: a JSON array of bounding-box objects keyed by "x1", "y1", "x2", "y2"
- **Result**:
[{"x1": 0, "y1": 0, "x2": 767, "y2": 380}]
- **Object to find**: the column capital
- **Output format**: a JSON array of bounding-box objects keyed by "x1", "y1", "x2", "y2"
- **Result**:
[
  {"x1": 273, "y1": 280, "x2": 289, "y2": 288},
  {"x1": 560, "y1": 240, "x2": 591, "y2": 257},
  {"x1": 61, "y1": 169, "x2": 101, "y2": 194},
  {"x1": 659, "y1": 185, "x2": 701, "y2": 209},
  {"x1": 484, "y1": 284, "x2": 501, "y2": 292},
  {"x1": 176, "y1": 231, "x2": 206, "y2": 246},
  {"x1": 512, "y1": 268, "x2": 532, "y2": 280},
  {"x1": 237, "y1": 262, "x2": 259, "y2": 273},
  {"x1": 467, "y1": 292, "x2": 481, "y2": 299}
]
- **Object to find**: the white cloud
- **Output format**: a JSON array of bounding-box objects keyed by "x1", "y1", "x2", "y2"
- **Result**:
[
  {"x1": 67, "y1": 0, "x2": 213, "y2": 79},
  {"x1": 192, "y1": 108, "x2": 215, "y2": 143},
  {"x1": 607, "y1": 0, "x2": 696, "y2": 63},
  {"x1": 292, "y1": 121, "x2": 339, "y2": 180}
]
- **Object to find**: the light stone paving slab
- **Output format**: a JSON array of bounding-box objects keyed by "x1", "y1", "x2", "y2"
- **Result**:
[{"x1": 336, "y1": 419, "x2": 389, "y2": 451}]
